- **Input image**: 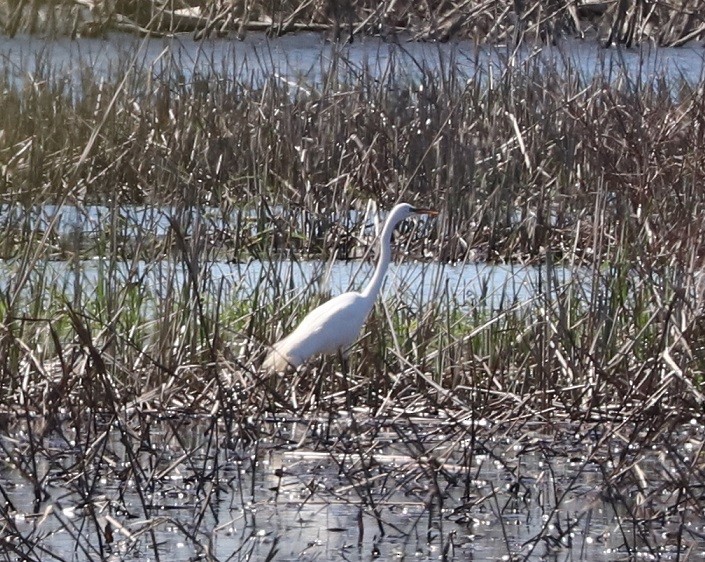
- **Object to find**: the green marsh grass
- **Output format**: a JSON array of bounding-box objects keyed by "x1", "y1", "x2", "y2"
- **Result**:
[{"x1": 1, "y1": 39, "x2": 705, "y2": 560}]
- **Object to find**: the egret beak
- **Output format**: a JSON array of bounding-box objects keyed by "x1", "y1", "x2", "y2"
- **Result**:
[{"x1": 413, "y1": 207, "x2": 439, "y2": 217}]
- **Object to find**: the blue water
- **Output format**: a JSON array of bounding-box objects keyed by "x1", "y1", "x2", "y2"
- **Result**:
[
  {"x1": 0, "y1": 32, "x2": 703, "y2": 90},
  {"x1": 0, "y1": 254, "x2": 574, "y2": 313},
  {"x1": 0, "y1": 202, "x2": 577, "y2": 309}
]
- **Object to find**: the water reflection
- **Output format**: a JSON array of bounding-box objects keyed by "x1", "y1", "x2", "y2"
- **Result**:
[{"x1": 2, "y1": 418, "x2": 701, "y2": 561}]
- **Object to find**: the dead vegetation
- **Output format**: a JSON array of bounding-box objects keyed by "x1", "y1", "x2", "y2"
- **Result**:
[
  {"x1": 1, "y1": 0, "x2": 704, "y2": 46},
  {"x1": 0, "y1": 25, "x2": 704, "y2": 562}
]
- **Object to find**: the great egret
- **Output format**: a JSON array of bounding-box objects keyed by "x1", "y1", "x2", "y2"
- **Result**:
[{"x1": 262, "y1": 203, "x2": 438, "y2": 371}]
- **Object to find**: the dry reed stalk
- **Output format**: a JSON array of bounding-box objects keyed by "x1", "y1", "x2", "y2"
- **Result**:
[
  {"x1": 0, "y1": 42, "x2": 705, "y2": 562},
  {"x1": 1, "y1": 0, "x2": 704, "y2": 44}
]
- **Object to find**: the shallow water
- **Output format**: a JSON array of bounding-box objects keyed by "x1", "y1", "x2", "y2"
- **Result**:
[
  {"x1": 0, "y1": 254, "x2": 577, "y2": 315},
  {"x1": 0, "y1": 202, "x2": 578, "y2": 310},
  {"x1": 0, "y1": 31, "x2": 703, "y2": 90},
  {"x1": 2, "y1": 418, "x2": 703, "y2": 561}
]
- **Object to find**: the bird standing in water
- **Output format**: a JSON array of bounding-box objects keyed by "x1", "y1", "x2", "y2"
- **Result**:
[{"x1": 263, "y1": 203, "x2": 437, "y2": 371}]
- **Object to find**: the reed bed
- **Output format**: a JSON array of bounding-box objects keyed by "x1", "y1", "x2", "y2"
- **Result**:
[
  {"x1": 3, "y1": 0, "x2": 705, "y2": 46},
  {"x1": 1, "y1": 39, "x2": 705, "y2": 560}
]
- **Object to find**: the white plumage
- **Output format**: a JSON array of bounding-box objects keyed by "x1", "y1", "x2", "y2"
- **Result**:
[{"x1": 262, "y1": 203, "x2": 437, "y2": 371}]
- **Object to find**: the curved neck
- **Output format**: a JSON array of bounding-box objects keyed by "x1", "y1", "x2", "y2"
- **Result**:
[{"x1": 360, "y1": 216, "x2": 396, "y2": 302}]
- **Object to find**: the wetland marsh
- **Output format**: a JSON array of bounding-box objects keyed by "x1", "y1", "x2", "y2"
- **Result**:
[{"x1": 2, "y1": 27, "x2": 705, "y2": 561}]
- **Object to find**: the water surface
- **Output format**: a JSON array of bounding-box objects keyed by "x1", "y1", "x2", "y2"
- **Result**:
[
  {"x1": 1, "y1": 32, "x2": 703, "y2": 89},
  {"x1": 4, "y1": 417, "x2": 698, "y2": 560}
]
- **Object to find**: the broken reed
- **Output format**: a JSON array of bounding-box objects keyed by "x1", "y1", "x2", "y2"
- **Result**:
[
  {"x1": 4, "y1": 0, "x2": 705, "y2": 47},
  {"x1": 0, "y1": 43, "x2": 704, "y2": 423}
]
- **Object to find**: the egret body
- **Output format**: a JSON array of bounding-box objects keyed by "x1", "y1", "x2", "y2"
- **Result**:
[{"x1": 262, "y1": 203, "x2": 437, "y2": 371}]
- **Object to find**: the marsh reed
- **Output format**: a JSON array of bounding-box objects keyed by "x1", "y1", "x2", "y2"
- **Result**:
[
  {"x1": 1, "y1": 39, "x2": 704, "y2": 419},
  {"x1": 0, "y1": 36, "x2": 704, "y2": 561},
  {"x1": 3, "y1": 0, "x2": 705, "y2": 46}
]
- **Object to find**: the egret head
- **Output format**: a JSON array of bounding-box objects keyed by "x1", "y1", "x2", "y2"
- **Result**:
[{"x1": 388, "y1": 203, "x2": 438, "y2": 226}]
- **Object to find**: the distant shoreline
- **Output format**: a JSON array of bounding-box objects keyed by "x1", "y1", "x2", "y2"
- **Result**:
[{"x1": 0, "y1": 1, "x2": 703, "y2": 47}]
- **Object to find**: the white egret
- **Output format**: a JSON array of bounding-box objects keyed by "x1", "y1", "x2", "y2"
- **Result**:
[{"x1": 262, "y1": 203, "x2": 438, "y2": 371}]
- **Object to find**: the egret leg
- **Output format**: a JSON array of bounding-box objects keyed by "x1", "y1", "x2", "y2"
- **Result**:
[
  {"x1": 340, "y1": 351, "x2": 350, "y2": 376},
  {"x1": 311, "y1": 363, "x2": 324, "y2": 411},
  {"x1": 337, "y1": 350, "x2": 361, "y2": 433},
  {"x1": 338, "y1": 349, "x2": 353, "y2": 410}
]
